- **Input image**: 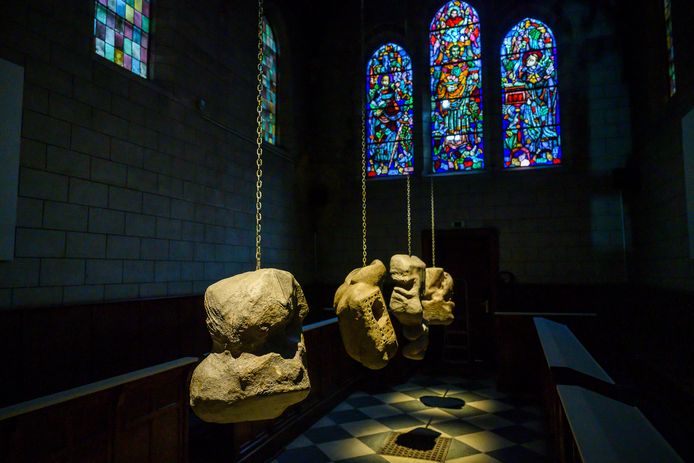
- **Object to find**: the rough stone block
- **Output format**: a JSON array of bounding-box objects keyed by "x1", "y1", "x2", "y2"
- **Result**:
[
  {"x1": 190, "y1": 269, "x2": 310, "y2": 423},
  {"x1": 422, "y1": 267, "x2": 455, "y2": 326},
  {"x1": 389, "y1": 254, "x2": 426, "y2": 326},
  {"x1": 334, "y1": 259, "x2": 398, "y2": 370}
]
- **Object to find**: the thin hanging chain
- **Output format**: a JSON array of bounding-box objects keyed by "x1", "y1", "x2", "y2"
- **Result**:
[
  {"x1": 360, "y1": 0, "x2": 367, "y2": 268},
  {"x1": 430, "y1": 177, "x2": 436, "y2": 267},
  {"x1": 406, "y1": 175, "x2": 412, "y2": 256},
  {"x1": 254, "y1": 0, "x2": 264, "y2": 270},
  {"x1": 361, "y1": 107, "x2": 367, "y2": 267}
]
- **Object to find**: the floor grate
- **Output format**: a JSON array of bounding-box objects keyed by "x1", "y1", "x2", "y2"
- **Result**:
[{"x1": 380, "y1": 429, "x2": 452, "y2": 462}]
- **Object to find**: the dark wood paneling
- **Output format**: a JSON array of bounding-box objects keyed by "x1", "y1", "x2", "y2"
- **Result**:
[
  {"x1": 0, "y1": 296, "x2": 206, "y2": 408},
  {"x1": 0, "y1": 360, "x2": 195, "y2": 463}
]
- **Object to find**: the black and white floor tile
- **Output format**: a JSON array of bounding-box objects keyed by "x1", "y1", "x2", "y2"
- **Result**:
[{"x1": 271, "y1": 374, "x2": 548, "y2": 463}]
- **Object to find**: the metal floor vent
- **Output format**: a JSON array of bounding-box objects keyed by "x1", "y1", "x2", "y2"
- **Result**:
[{"x1": 379, "y1": 429, "x2": 452, "y2": 462}]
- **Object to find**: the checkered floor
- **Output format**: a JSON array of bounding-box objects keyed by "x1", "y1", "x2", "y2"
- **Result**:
[{"x1": 271, "y1": 374, "x2": 548, "y2": 462}]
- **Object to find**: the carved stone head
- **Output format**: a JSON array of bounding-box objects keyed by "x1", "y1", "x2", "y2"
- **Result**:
[
  {"x1": 334, "y1": 259, "x2": 398, "y2": 370},
  {"x1": 190, "y1": 269, "x2": 310, "y2": 423},
  {"x1": 388, "y1": 254, "x2": 427, "y2": 326},
  {"x1": 422, "y1": 267, "x2": 455, "y2": 326}
]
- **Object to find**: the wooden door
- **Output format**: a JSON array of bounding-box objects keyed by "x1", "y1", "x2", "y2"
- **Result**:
[{"x1": 422, "y1": 228, "x2": 499, "y2": 363}]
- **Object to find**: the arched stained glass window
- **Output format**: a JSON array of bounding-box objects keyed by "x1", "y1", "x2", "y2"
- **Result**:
[
  {"x1": 94, "y1": 0, "x2": 151, "y2": 79},
  {"x1": 262, "y1": 17, "x2": 278, "y2": 144},
  {"x1": 366, "y1": 43, "x2": 414, "y2": 177},
  {"x1": 430, "y1": 1, "x2": 484, "y2": 173},
  {"x1": 664, "y1": 0, "x2": 676, "y2": 97},
  {"x1": 501, "y1": 18, "x2": 561, "y2": 168}
]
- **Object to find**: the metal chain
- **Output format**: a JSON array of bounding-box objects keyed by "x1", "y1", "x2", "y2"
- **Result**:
[
  {"x1": 361, "y1": 108, "x2": 367, "y2": 267},
  {"x1": 430, "y1": 177, "x2": 436, "y2": 267},
  {"x1": 359, "y1": 0, "x2": 367, "y2": 268},
  {"x1": 254, "y1": 0, "x2": 264, "y2": 270},
  {"x1": 406, "y1": 175, "x2": 412, "y2": 256}
]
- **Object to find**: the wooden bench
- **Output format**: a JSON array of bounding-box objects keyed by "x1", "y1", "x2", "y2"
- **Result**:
[
  {"x1": 532, "y1": 318, "x2": 683, "y2": 462},
  {"x1": 556, "y1": 385, "x2": 684, "y2": 463},
  {"x1": 0, "y1": 357, "x2": 198, "y2": 463},
  {"x1": 534, "y1": 317, "x2": 614, "y2": 387},
  {"x1": 494, "y1": 311, "x2": 598, "y2": 392}
]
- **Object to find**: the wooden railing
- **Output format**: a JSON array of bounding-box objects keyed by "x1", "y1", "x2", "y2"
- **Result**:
[
  {"x1": 0, "y1": 357, "x2": 198, "y2": 463},
  {"x1": 532, "y1": 317, "x2": 683, "y2": 463}
]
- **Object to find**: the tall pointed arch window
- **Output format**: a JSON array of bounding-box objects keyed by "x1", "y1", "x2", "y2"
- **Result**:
[
  {"x1": 94, "y1": 0, "x2": 151, "y2": 78},
  {"x1": 664, "y1": 0, "x2": 676, "y2": 97},
  {"x1": 501, "y1": 18, "x2": 561, "y2": 168},
  {"x1": 261, "y1": 17, "x2": 278, "y2": 144},
  {"x1": 366, "y1": 43, "x2": 414, "y2": 177},
  {"x1": 430, "y1": 1, "x2": 484, "y2": 173}
]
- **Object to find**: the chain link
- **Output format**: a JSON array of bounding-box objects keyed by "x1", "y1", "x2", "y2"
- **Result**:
[
  {"x1": 406, "y1": 175, "x2": 412, "y2": 256},
  {"x1": 255, "y1": 0, "x2": 264, "y2": 270},
  {"x1": 361, "y1": 108, "x2": 367, "y2": 267},
  {"x1": 430, "y1": 177, "x2": 436, "y2": 267}
]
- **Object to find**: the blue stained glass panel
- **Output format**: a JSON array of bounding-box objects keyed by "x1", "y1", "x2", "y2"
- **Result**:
[
  {"x1": 430, "y1": 1, "x2": 484, "y2": 173},
  {"x1": 500, "y1": 18, "x2": 561, "y2": 168},
  {"x1": 664, "y1": 0, "x2": 676, "y2": 96},
  {"x1": 366, "y1": 43, "x2": 415, "y2": 177},
  {"x1": 261, "y1": 17, "x2": 278, "y2": 144}
]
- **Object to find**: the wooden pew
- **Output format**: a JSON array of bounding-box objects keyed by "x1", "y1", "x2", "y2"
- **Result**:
[
  {"x1": 0, "y1": 357, "x2": 198, "y2": 463},
  {"x1": 556, "y1": 385, "x2": 684, "y2": 463},
  {"x1": 533, "y1": 318, "x2": 683, "y2": 462},
  {"x1": 495, "y1": 311, "x2": 598, "y2": 392},
  {"x1": 534, "y1": 317, "x2": 614, "y2": 388}
]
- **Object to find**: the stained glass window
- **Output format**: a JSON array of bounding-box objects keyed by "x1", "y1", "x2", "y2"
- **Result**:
[
  {"x1": 366, "y1": 43, "x2": 414, "y2": 177},
  {"x1": 93, "y1": 0, "x2": 151, "y2": 79},
  {"x1": 430, "y1": 1, "x2": 483, "y2": 173},
  {"x1": 664, "y1": 0, "x2": 676, "y2": 97},
  {"x1": 500, "y1": 19, "x2": 561, "y2": 169},
  {"x1": 262, "y1": 17, "x2": 278, "y2": 144}
]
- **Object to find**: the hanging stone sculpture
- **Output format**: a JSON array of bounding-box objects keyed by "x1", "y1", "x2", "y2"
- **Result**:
[
  {"x1": 389, "y1": 254, "x2": 429, "y2": 360},
  {"x1": 334, "y1": 259, "x2": 398, "y2": 370},
  {"x1": 389, "y1": 254, "x2": 427, "y2": 325},
  {"x1": 422, "y1": 267, "x2": 455, "y2": 326},
  {"x1": 189, "y1": 269, "x2": 311, "y2": 423}
]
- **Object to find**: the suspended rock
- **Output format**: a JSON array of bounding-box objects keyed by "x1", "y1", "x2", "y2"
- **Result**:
[
  {"x1": 334, "y1": 259, "x2": 398, "y2": 370},
  {"x1": 389, "y1": 254, "x2": 431, "y2": 361},
  {"x1": 389, "y1": 254, "x2": 426, "y2": 326},
  {"x1": 422, "y1": 267, "x2": 455, "y2": 326},
  {"x1": 402, "y1": 323, "x2": 429, "y2": 360},
  {"x1": 190, "y1": 269, "x2": 311, "y2": 423}
]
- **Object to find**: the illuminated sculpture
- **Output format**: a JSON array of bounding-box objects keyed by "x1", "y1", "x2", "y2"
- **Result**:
[
  {"x1": 189, "y1": 269, "x2": 310, "y2": 423},
  {"x1": 422, "y1": 267, "x2": 455, "y2": 325},
  {"x1": 389, "y1": 254, "x2": 430, "y2": 360},
  {"x1": 334, "y1": 259, "x2": 398, "y2": 369}
]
